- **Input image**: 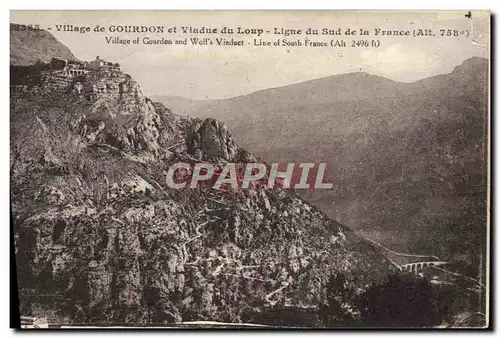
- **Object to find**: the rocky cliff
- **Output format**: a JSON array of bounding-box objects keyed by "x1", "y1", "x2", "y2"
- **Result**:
[
  {"x1": 10, "y1": 23, "x2": 78, "y2": 66},
  {"x1": 11, "y1": 59, "x2": 394, "y2": 326},
  {"x1": 167, "y1": 57, "x2": 488, "y2": 264}
]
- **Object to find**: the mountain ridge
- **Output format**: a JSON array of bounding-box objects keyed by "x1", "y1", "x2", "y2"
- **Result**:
[
  {"x1": 11, "y1": 27, "x2": 396, "y2": 326},
  {"x1": 152, "y1": 56, "x2": 487, "y2": 103},
  {"x1": 153, "y1": 56, "x2": 488, "y2": 264},
  {"x1": 10, "y1": 23, "x2": 78, "y2": 66}
]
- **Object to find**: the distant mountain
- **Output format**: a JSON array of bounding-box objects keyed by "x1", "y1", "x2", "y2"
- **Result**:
[
  {"x1": 154, "y1": 57, "x2": 489, "y2": 265},
  {"x1": 10, "y1": 23, "x2": 78, "y2": 65},
  {"x1": 149, "y1": 95, "x2": 215, "y2": 117},
  {"x1": 11, "y1": 27, "x2": 395, "y2": 326}
]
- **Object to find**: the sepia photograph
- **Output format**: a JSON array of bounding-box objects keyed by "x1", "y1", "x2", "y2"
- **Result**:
[{"x1": 9, "y1": 10, "x2": 490, "y2": 329}]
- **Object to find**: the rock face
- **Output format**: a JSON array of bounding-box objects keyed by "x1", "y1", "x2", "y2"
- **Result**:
[
  {"x1": 188, "y1": 118, "x2": 238, "y2": 161},
  {"x1": 77, "y1": 71, "x2": 171, "y2": 157},
  {"x1": 10, "y1": 24, "x2": 78, "y2": 66},
  {"x1": 11, "y1": 57, "x2": 394, "y2": 326},
  {"x1": 169, "y1": 58, "x2": 488, "y2": 264}
]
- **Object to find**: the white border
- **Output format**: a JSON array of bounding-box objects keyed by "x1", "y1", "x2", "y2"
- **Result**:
[{"x1": 3, "y1": 1, "x2": 498, "y2": 337}]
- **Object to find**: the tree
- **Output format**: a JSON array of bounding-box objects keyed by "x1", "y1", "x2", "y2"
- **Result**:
[
  {"x1": 320, "y1": 273, "x2": 357, "y2": 327},
  {"x1": 358, "y1": 273, "x2": 441, "y2": 327}
]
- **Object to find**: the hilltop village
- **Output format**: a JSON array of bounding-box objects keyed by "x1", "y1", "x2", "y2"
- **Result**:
[{"x1": 10, "y1": 56, "x2": 140, "y2": 100}]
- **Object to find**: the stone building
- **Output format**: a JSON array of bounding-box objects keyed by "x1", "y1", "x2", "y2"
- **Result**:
[
  {"x1": 88, "y1": 56, "x2": 105, "y2": 70},
  {"x1": 11, "y1": 56, "x2": 122, "y2": 94},
  {"x1": 49, "y1": 57, "x2": 89, "y2": 77}
]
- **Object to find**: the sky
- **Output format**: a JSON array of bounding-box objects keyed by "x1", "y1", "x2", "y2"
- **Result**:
[{"x1": 11, "y1": 10, "x2": 489, "y2": 100}]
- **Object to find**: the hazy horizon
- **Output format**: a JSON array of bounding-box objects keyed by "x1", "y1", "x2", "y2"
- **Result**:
[
  {"x1": 150, "y1": 55, "x2": 489, "y2": 101},
  {"x1": 11, "y1": 10, "x2": 489, "y2": 100}
]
